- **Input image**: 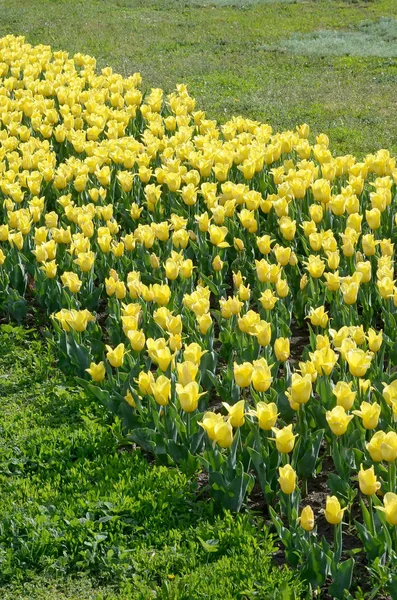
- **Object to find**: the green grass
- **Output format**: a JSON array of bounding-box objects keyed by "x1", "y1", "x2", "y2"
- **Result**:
[
  {"x1": 265, "y1": 17, "x2": 397, "y2": 57},
  {"x1": 0, "y1": 325, "x2": 299, "y2": 599},
  {"x1": 0, "y1": 0, "x2": 397, "y2": 155}
]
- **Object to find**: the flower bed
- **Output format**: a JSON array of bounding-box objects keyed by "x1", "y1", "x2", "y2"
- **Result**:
[{"x1": 1, "y1": 33, "x2": 397, "y2": 597}]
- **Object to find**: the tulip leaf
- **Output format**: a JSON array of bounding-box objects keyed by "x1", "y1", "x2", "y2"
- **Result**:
[
  {"x1": 300, "y1": 542, "x2": 329, "y2": 588},
  {"x1": 296, "y1": 429, "x2": 324, "y2": 478},
  {"x1": 355, "y1": 520, "x2": 384, "y2": 560},
  {"x1": 329, "y1": 558, "x2": 355, "y2": 599},
  {"x1": 327, "y1": 473, "x2": 352, "y2": 502}
]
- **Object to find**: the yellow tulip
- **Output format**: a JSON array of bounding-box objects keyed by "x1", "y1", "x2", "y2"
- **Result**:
[
  {"x1": 86, "y1": 361, "x2": 106, "y2": 382},
  {"x1": 213, "y1": 420, "x2": 233, "y2": 448},
  {"x1": 212, "y1": 255, "x2": 224, "y2": 271},
  {"x1": 274, "y1": 338, "x2": 290, "y2": 362},
  {"x1": 176, "y1": 381, "x2": 205, "y2": 412},
  {"x1": 251, "y1": 357, "x2": 272, "y2": 392},
  {"x1": 177, "y1": 361, "x2": 198, "y2": 386},
  {"x1": 380, "y1": 431, "x2": 397, "y2": 462},
  {"x1": 353, "y1": 401, "x2": 381, "y2": 430},
  {"x1": 367, "y1": 329, "x2": 383, "y2": 353},
  {"x1": 298, "y1": 506, "x2": 315, "y2": 531},
  {"x1": 124, "y1": 389, "x2": 136, "y2": 408},
  {"x1": 106, "y1": 343, "x2": 127, "y2": 368},
  {"x1": 278, "y1": 464, "x2": 296, "y2": 495},
  {"x1": 324, "y1": 496, "x2": 346, "y2": 525},
  {"x1": 271, "y1": 424, "x2": 297, "y2": 453},
  {"x1": 222, "y1": 400, "x2": 245, "y2": 428},
  {"x1": 184, "y1": 343, "x2": 207, "y2": 365},
  {"x1": 326, "y1": 405, "x2": 353, "y2": 436},
  {"x1": 259, "y1": 288, "x2": 278, "y2": 311},
  {"x1": 367, "y1": 431, "x2": 386, "y2": 462},
  {"x1": 333, "y1": 381, "x2": 356, "y2": 411},
  {"x1": 234, "y1": 362, "x2": 253, "y2": 388},
  {"x1": 346, "y1": 348, "x2": 372, "y2": 377},
  {"x1": 249, "y1": 402, "x2": 278, "y2": 431},
  {"x1": 199, "y1": 412, "x2": 224, "y2": 440},
  {"x1": 287, "y1": 373, "x2": 312, "y2": 406},
  {"x1": 127, "y1": 330, "x2": 146, "y2": 352},
  {"x1": 358, "y1": 464, "x2": 381, "y2": 496},
  {"x1": 307, "y1": 306, "x2": 329, "y2": 328},
  {"x1": 197, "y1": 313, "x2": 212, "y2": 334},
  {"x1": 152, "y1": 375, "x2": 171, "y2": 406},
  {"x1": 375, "y1": 492, "x2": 397, "y2": 525},
  {"x1": 208, "y1": 225, "x2": 229, "y2": 248}
]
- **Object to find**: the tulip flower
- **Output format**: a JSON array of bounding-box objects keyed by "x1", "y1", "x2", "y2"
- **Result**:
[
  {"x1": 346, "y1": 348, "x2": 372, "y2": 377},
  {"x1": 375, "y1": 492, "x2": 397, "y2": 525},
  {"x1": 124, "y1": 390, "x2": 136, "y2": 408},
  {"x1": 380, "y1": 431, "x2": 397, "y2": 462},
  {"x1": 278, "y1": 464, "x2": 296, "y2": 495},
  {"x1": 233, "y1": 362, "x2": 254, "y2": 388},
  {"x1": 86, "y1": 361, "x2": 106, "y2": 383},
  {"x1": 324, "y1": 496, "x2": 346, "y2": 525},
  {"x1": 222, "y1": 400, "x2": 245, "y2": 428},
  {"x1": 106, "y1": 343, "x2": 128, "y2": 368},
  {"x1": 259, "y1": 289, "x2": 278, "y2": 310},
  {"x1": 274, "y1": 338, "x2": 290, "y2": 362},
  {"x1": 353, "y1": 401, "x2": 381, "y2": 430},
  {"x1": 298, "y1": 506, "x2": 315, "y2": 531},
  {"x1": 176, "y1": 381, "x2": 205, "y2": 412},
  {"x1": 307, "y1": 306, "x2": 329, "y2": 328},
  {"x1": 213, "y1": 420, "x2": 233, "y2": 448},
  {"x1": 183, "y1": 343, "x2": 207, "y2": 365},
  {"x1": 366, "y1": 329, "x2": 383, "y2": 353},
  {"x1": 127, "y1": 330, "x2": 146, "y2": 352},
  {"x1": 366, "y1": 431, "x2": 386, "y2": 462},
  {"x1": 333, "y1": 381, "x2": 356, "y2": 411},
  {"x1": 271, "y1": 424, "x2": 297, "y2": 453},
  {"x1": 249, "y1": 402, "x2": 278, "y2": 431},
  {"x1": 199, "y1": 412, "x2": 224, "y2": 441},
  {"x1": 358, "y1": 464, "x2": 381, "y2": 496},
  {"x1": 251, "y1": 358, "x2": 272, "y2": 392},
  {"x1": 151, "y1": 375, "x2": 171, "y2": 406},
  {"x1": 326, "y1": 405, "x2": 353, "y2": 436},
  {"x1": 286, "y1": 373, "x2": 312, "y2": 406}
]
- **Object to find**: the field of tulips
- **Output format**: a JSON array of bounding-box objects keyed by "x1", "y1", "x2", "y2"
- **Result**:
[{"x1": 3, "y1": 33, "x2": 397, "y2": 597}]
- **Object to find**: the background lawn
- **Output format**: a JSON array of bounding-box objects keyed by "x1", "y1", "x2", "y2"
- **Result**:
[{"x1": 0, "y1": 0, "x2": 397, "y2": 156}]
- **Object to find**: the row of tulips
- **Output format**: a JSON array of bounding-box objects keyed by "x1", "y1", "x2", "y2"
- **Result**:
[{"x1": 2, "y1": 34, "x2": 397, "y2": 596}]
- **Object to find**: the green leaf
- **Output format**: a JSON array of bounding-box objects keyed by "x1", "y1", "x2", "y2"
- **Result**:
[{"x1": 329, "y1": 558, "x2": 355, "y2": 599}]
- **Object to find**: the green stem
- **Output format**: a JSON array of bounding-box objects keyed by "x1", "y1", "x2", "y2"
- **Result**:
[
  {"x1": 334, "y1": 522, "x2": 342, "y2": 563},
  {"x1": 368, "y1": 495, "x2": 375, "y2": 536},
  {"x1": 389, "y1": 461, "x2": 396, "y2": 494}
]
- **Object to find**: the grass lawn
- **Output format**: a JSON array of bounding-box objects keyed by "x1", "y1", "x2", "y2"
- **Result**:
[
  {"x1": 0, "y1": 0, "x2": 397, "y2": 156},
  {"x1": 0, "y1": 325, "x2": 300, "y2": 599}
]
